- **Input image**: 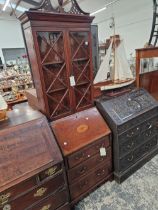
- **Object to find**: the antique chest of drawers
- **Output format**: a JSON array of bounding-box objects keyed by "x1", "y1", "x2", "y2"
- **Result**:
[
  {"x1": 51, "y1": 107, "x2": 113, "y2": 205},
  {"x1": 96, "y1": 88, "x2": 158, "y2": 183},
  {"x1": 0, "y1": 105, "x2": 70, "y2": 210}
]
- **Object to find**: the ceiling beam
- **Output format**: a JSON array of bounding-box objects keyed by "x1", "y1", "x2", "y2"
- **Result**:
[
  {"x1": 10, "y1": 0, "x2": 22, "y2": 16},
  {"x1": 22, "y1": 0, "x2": 41, "y2": 6}
]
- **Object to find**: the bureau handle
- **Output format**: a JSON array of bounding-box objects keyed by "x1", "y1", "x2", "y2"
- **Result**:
[
  {"x1": 79, "y1": 166, "x2": 87, "y2": 175},
  {"x1": 127, "y1": 155, "x2": 134, "y2": 162},
  {"x1": 98, "y1": 157, "x2": 105, "y2": 162},
  {"x1": 97, "y1": 169, "x2": 105, "y2": 176},
  {"x1": 79, "y1": 180, "x2": 88, "y2": 189},
  {"x1": 45, "y1": 166, "x2": 57, "y2": 177},
  {"x1": 0, "y1": 193, "x2": 11, "y2": 206},
  {"x1": 40, "y1": 204, "x2": 51, "y2": 210},
  {"x1": 75, "y1": 153, "x2": 85, "y2": 160},
  {"x1": 34, "y1": 187, "x2": 47, "y2": 197},
  {"x1": 146, "y1": 123, "x2": 153, "y2": 129}
]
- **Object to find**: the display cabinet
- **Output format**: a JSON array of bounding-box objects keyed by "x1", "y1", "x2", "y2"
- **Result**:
[
  {"x1": 136, "y1": 47, "x2": 158, "y2": 100},
  {"x1": 19, "y1": 0, "x2": 94, "y2": 120}
]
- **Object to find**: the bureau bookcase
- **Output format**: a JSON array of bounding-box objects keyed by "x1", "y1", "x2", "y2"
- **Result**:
[{"x1": 19, "y1": 3, "x2": 94, "y2": 120}]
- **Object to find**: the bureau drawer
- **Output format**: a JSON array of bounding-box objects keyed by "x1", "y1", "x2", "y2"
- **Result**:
[
  {"x1": 119, "y1": 135, "x2": 158, "y2": 172},
  {"x1": 28, "y1": 188, "x2": 69, "y2": 210},
  {"x1": 0, "y1": 178, "x2": 36, "y2": 206},
  {"x1": 68, "y1": 147, "x2": 112, "y2": 184},
  {"x1": 117, "y1": 109, "x2": 158, "y2": 134},
  {"x1": 119, "y1": 115, "x2": 158, "y2": 141},
  {"x1": 119, "y1": 127, "x2": 157, "y2": 158},
  {"x1": 69, "y1": 161, "x2": 112, "y2": 200},
  {"x1": 68, "y1": 137, "x2": 110, "y2": 169},
  {"x1": 39, "y1": 163, "x2": 63, "y2": 181},
  {"x1": 0, "y1": 173, "x2": 65, "y2": 210}
]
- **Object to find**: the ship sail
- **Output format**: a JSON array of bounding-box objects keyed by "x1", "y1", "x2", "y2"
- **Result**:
[
  {"x1": 94, "y1": 37, "x2": 135, "y2": 90},
  {"x1": 94, "y1": 41, "x2": 113, "y2": 84},
  {"x1": 114, "y1": 40, "x2": 134, "y2": 81}
]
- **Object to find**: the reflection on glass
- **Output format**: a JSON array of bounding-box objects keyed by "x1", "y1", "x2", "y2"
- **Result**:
[{"x1": 140, "y1": 57, "x2": 158, "y2": 74}]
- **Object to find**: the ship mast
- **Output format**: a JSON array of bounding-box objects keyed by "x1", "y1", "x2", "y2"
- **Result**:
[{"x1": 113, "y1": 17, "x2": 116, "y2": 81}]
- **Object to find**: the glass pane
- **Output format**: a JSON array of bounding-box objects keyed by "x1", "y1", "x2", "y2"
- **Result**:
[
  {"x1": 70, "y1": 32, "x2": 89, "y2": 60},
  {"x1": 37, "y1": 32, "x2": 65, "y2": 64}
]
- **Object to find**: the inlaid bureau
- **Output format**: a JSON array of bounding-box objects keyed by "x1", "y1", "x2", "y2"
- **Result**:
[
  {"x1": 51, "y1": 107, "x2": 113, "y2": 206},
  {"x1": 96, "y1": 88, "x2": 158, "y2": 183},
  {"x1": 0, "y1": 105, "x2": 70, "y2": 210}
]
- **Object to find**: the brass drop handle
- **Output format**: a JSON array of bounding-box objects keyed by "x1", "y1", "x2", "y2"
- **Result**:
[
  {"x1": 98, "y1": 157, "x2": 105, "y2": 162},
  {"x1": 40, "y1": 204, "x2": 51, "y2": 210},
  {"x1": 146, "y1": 123, "x2": 152, "y2": 129},
  {"x1": 45, "y1": 166, "x2": 57, "y2": 177},
  {"x1": 79, "y1": 180, "x2": 88, "y2": 189},
  {"x1": 0, "y1": 193, "x2": 11, "y2": 206},
  {"x1": 97, "y1": 169, "x2": 105, "y2": 176},
  {"x1": 34, "y1": 187, "x2": 47, "y2": 197},
  {"x1": 75, "y1": 153, "x2": 84, "y2": 160},
  {"x1": 127, "y1": 155, "x2": 134, "y2": 162},
  {"x1": 79, "y1": 166, "x2": 87, "y2": 175}
]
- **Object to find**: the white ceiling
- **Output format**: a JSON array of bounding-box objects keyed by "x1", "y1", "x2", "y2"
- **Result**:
[{"x1": 0, "y1": 0, "x2": 119, "y2": 15}]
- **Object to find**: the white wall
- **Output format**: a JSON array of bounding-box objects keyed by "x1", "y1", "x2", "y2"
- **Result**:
[
  {"x1": 0, "y1": 0, "x2": 154, "y2": 62},
  {"x1": 80, "y1": 0, "x2": 153, "y2": 58},
  {"x1": 0, "y1": 12, "x2": 24, "y2": 63}
]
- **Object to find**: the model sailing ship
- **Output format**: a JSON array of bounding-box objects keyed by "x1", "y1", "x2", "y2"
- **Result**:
[{"x1": 94, "y1": 34, "x2": 135, "y2": 91}]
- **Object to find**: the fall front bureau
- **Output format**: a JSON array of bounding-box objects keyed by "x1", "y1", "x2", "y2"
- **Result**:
[
  {"x1": 96, "y1": 88, "x2": 158, "y2": 183},
  {"x1": 0, "y1": 105, "x2": 70, "y2": 210},
  {"x1": 51, "y1": 107, "x2": 113, "y2": 206}
]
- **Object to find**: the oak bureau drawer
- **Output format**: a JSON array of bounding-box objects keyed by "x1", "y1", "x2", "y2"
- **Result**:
[
  {"x1": 0, "y1": 173, "x2": 65, "y2": 210},
  {"x1": 67, "y1": 137, "x2": 110, "y2": 168},
  {"x1": 29, "y1": 188, "x2": 69, "y2": 210},
  {"x1": 0, "y1": 178, "x2": 37, "y2": 206},
  {"x1": 119, "y1": 135, "x2": 158, "y2": 171},
  {"x1": 39, "y1": 164, "x2": 63, "y2": 181},
  {"x1": 68, "y1": 147, "x2": 111, "y2": 184},
  {"x1": 69, "y1": 161, "x2": 112, "y2": 200}
]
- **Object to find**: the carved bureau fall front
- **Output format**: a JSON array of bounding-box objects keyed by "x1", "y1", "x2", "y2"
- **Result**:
[{"x1": 96, "y1": 88, "x2": 158, "y2": 183}]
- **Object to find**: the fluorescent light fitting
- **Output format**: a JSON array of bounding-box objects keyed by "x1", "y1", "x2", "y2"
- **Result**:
[
  {"x1": 90, "y1": 6, "x2": 107, "y2": 16},
  {"x1": 2, "y1": 0, "x2": 10, "y2": 11}
]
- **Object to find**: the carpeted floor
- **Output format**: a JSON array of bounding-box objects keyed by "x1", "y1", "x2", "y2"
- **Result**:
[{"x1": 75, "y1": 155, "x2": 158, "y2": 210}]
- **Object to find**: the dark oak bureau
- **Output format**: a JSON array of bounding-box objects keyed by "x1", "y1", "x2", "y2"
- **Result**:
[
  {"x1": 51, "y1": 107, "x2": 113, "y2": 206},
  {"x1": 96, "y1": 88, "x2": 158, "y2": 183},
  {"x1": 0, "y1": 106, "x2": 70, "y2": 210}
]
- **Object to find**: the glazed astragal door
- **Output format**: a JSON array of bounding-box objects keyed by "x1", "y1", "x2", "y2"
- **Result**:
[
  {"x1": 69, "y1": 31, "x2": 93, "y2": 111},
  {"x1": 36, "y1": 31, "x2": 72, "y2": 119}
]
